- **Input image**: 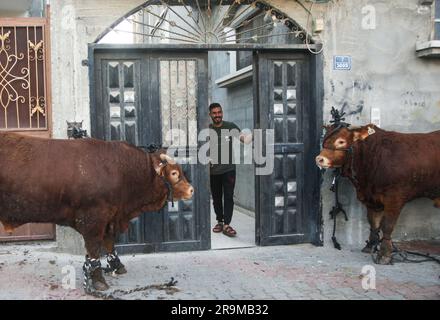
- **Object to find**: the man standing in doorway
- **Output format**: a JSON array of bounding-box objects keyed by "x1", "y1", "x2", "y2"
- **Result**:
[{"x1": 209, "y1": 102, "x2": 252, "y2": 237}]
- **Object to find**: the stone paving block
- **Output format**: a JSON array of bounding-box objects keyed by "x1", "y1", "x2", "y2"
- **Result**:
[{"x1": 386, "y1": 294, "x2": 406, "y2": 300}]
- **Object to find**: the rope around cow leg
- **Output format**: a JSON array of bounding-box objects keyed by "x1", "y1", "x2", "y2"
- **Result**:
[
  {"x1": 82, "y1": 256, "x2": 103, "y2": 294},
  {"x1": 362, "y1": 229, "x2": 381, "y2": 253}
]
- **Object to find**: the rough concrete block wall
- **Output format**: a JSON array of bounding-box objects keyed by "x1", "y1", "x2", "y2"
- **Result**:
[{"x1": 268, "y1": 0, "x2": 440, "y2": 246}]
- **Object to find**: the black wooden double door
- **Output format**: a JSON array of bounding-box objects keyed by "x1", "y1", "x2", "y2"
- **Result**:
[
  {"x1": 92, "y1": 49, "x2": 320, "y2": 253},
  {"x1": 92, "y1": 51, "x2": 210, "y2": 253}
]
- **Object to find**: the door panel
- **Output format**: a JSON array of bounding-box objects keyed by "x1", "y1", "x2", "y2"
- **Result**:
[
  {"x1": 256, "y1": 53, "x2": 315, "y2": 246},
  {"x1": 154, "y1": 56, "x2": 206, "y2": 251},
  {"x1": 92, "y1": 51, "x2": 209, "y2": 253},
  {"x1": 100, "y1": 58, "x2": 145, "y2": 249}
]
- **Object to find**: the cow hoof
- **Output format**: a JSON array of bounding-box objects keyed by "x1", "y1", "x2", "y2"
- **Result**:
[
  {"x1": 115, "y1": 265, "x2": 127, "y2": 275},
  {"x1": 361, "y1": 245, "x2": 374, "y2": 253},
  {"x1": 93, "y1": 279, "x2": 110, "y2": 291},
  {"x1": 106, "y1": 252, "x2": 126, "y2": 275},
  {"x1": 109, "y1": 265, "x2": 127, "y2": 276},
  {"x1": 374, "y1": 254, "x2": 392, "y2": 265},
  {"x1": 91, "y1": 267, "x2": 109, "y2": 291}
]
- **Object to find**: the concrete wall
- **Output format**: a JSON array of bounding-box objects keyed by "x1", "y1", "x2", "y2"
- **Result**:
[{"x1": 269, "y1": 0, "x2": 440, "y2": 247}]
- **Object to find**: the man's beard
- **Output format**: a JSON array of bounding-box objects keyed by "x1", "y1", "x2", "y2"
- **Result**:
[{"x1": 213, "y1": 117, "x2": 222, "y2": 123}]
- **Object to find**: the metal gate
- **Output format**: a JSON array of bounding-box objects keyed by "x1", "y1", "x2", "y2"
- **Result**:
[
  {"x1": 0, "y1": 13, "x2": 54, "y2": 241},
  {"x1": 255, "y1": 52, "x2": 321, "y2": 246},
  {"x1": 91, "y1": 50, "x2": 210, "y2": 253}
]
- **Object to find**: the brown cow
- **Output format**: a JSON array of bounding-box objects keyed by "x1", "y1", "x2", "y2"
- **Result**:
[
  {"x1": 316, "y1": 124, "x2": 440, "y2": 264},
  {"x1": 0, "y1": 132, "x2": 193, "y2": 291}
]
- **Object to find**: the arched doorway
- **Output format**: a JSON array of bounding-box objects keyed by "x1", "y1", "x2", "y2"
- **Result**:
[{"x1": 89, "y1": 0, "x2": 323, "y2": 254}]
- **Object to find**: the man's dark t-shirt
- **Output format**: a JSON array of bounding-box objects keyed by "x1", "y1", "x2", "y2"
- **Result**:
[{"x1": 209, "y1": 121, "x2": 241, "y2": 175}]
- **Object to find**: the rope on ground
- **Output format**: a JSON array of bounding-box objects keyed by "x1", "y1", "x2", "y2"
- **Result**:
[
  {"x1": 391, "y1": 243, "x2": 440, "y2": 265},
  {"x1": 371, "y1": 241, "x2": 440, "y2": 265},
  {"x1": 86, "y1": 277, "x2": 179, "y2": 300}
]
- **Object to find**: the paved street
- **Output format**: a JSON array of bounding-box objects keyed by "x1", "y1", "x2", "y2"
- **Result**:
[{"x1": 0, "y1": 241, "x2": 438, "y2": 300}]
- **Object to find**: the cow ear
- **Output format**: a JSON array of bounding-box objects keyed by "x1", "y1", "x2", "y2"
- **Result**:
[
  {"x1": 160, "y1": 153, "x2": 176, "y2": 164},
  {"x1": 353, "y1": 126, "x2": 375, "y2": 141},
  {"x1": 152, "y1": 156, "x2": 165, "y2": 175}
]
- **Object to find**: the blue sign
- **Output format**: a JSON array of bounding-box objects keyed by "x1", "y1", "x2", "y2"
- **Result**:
[{"x1": 333, "y1": 56, "x2": 352, "y2": 70}]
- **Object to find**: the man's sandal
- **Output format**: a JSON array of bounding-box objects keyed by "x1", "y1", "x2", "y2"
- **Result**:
[
  {"x1": 223, "y1": 225, "x2": 237, "y2": 237},
  {"x1": 212, "y1": 223, "x2": 223, "y2": 233}
]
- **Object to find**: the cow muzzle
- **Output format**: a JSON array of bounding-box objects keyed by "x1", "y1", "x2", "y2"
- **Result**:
[
  {"x1": 172, "y1": 182, "x2": 194, "y2": 200},
  {"x1": 315, "y1": 155, "x2": 331, "y2": 169},
  {"x1": 185, "y1": 185, "x2": 194, "y2": 200}
]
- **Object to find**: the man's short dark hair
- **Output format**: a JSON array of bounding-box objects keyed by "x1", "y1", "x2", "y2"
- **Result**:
[{"x1": 209, "y1": 103, "x2": 222, "y2": 112}]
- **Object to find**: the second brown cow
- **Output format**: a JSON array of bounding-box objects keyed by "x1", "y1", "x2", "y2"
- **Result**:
[{"x1": 316, "y1": 124, "x2": 440, "y2": 264}]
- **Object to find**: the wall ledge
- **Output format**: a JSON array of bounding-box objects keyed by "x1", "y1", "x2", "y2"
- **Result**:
[
  {"x1": 215, "y1": 65, "x2": 253, "y2": 88},
  {"x1": 416, "y1": 40, "x2": 440, "y2": 58}
]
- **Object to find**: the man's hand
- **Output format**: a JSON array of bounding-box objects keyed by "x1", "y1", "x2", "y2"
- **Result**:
[{"x1": 239, "y1": 129, "x2": 253, "y2": 144}]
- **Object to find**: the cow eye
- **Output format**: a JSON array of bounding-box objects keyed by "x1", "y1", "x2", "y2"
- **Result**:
[{"x1": 171, "y1": 171, "x2": 178, "y2": 176}]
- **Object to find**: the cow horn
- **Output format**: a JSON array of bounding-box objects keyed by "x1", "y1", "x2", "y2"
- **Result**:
[{"x1": 160, "y1": 153, "x2": 176, "y2": 164}]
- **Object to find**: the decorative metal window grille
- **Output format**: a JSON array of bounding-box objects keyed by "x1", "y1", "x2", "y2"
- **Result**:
[
  {"x1": 0, "y1": 23, "x2": 49, "y2": 130},
  {"x1": 95, "y1": 0, "x2": 312, "y2": 45},
  {"x1": 160, "y1": 59, "x2": 198, "y2": 147}
]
